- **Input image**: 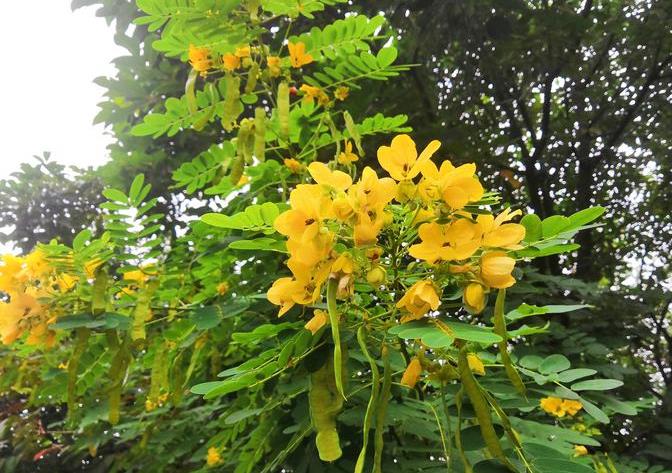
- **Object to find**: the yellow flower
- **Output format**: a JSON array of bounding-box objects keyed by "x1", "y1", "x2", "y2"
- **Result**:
[
  {"x1": 332, "y1": 194, "x2": 355, "y2": 221},
  {"x1": 267, "y1": 55, "x2": 281, "y2": 77},
  {"x1": 145, "y1": 399, "x2": 156, "y2": 412},
  {"x1": 286, "y1": 232, "x2": 333, "y2": 267},
  {"x1": 409, "y1": 220, "x2": 481, "y2": 264},
  {"x1": 305, "y1": 309, "x2": 328, "y2": 335},
  {"x1": 206, "y1": 447, "x2": 222, "y2": 467},
  {"x1": 57, "y1": 273, "x2": 78, "y2": 293},
  {"x1": 463, "y1": 282, "x2": 486, "y2": 314},
  {"x1": 0, "y1": 254, "x2": 25, "y2": 293},
  {"x1": 337, "y1": 140, "x2": 359, "y2": 165},
  {"x1": 421, "y1": 161, "x2": 484, "y2": 210},
  {"x1": 188, "y1": 44, "x2": 212, "y2": 72},
  {"x1": 480, "y1": 252, "x2": 517, "y2": 289},
  {"x1": 478, "y1": 208, "x2": 526, "y2": 249},
  {"x1": 84, "y1": 258, "x2": 103, "y2": 279},
  {"x1": 562, "y1": 399, "x2": 583, "y2": 416},
  {"x1": 288, "y1": 41, "x2": 313, "y2": 68},
  {"x1": 267, "y1": 259, "x2": 330, "y2": 316},
  {"x1": 334, "y1": 86, "x2": 349, "y2": 101},
  {"x1": 331, "y1": 253, "x2": 354, "y2": 275},
  {"x1": 299, "y1": 84, "x2": 329, "y2": 106},
  {"x1": 222, "y1": 53, "x2": 241, "y2": 71},
  {"x1": 396, "y1": 280, "x2": 441, "y2": 322},
  {"x1": 573, "y1": 445, "x2": 588, "y2": 457},
  {"x1": 24, "y1": 250, "x2": 50, "y2": 279},
  {"x1": 234, "y1": 45, "x2": 251, "y2": 58},
  {"x1": 308, "y1": 162, "x2": 352, "y2": 192},
  {"x1": 540, "y1": 397, "x2": 565, "y2": 416},
  {"x1": 267, "y1": 277, "x2": 301, "y2": 316},
  {"x1": 540, "y1": 397, "x2": 583, "y2": 417},
  {"x1": 124, "y1": 268, "x2": 152, "y2": 287},
  {"x1": 236, "y1": 174, "x2": 250, "y2": 186},
  {"x1": 0, "y1": 291, "x2": 42, "y2": 345},
  {"x1": 217, "y1": 282, "x2": 229, "y2": 295},
  {"x1": 284, "y1": 158, "x2": 303, "y2": 173},
  {"x1": 350, "y1": 167, "x2": 397, "y2": 210},
  {"x1": 377, "y1": 134, "x2": 441, "y2": 182},
  {"x1": 401, "y1": 357, "x2": 423, "y2": 388},
  {"x1": 274, "y1": 185, "x2": 333, "y2": 242},
  {"x1": 467, "y1": 353, "x2": 485, "y2": 375}
]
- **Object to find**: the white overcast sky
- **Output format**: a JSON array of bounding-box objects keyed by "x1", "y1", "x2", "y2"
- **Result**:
[{"x1": 0, "y1": 2, "x2": 124, "y2": 179}]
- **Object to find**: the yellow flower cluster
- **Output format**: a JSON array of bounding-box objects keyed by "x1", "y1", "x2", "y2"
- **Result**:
[
  {"x1": 188, "y1": 40, "x2": 315, "y2": 78},
  {"x1": 206, "y1": 446, "x2": 223, "y2": 467},
  {"x1": 267, "y1": 134, "x2": 526, "y2": 322},
  {"x1": 0, "y1": 250, "x2": 65, "y2": 346},
  {"x1": 540, "y1": 397, "x2": 583, "y2": 417}
]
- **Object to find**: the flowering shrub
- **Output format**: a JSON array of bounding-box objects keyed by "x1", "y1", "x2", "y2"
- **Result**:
[{"x1": 0, "y1": 1, "x2": 640, "y2": 472}]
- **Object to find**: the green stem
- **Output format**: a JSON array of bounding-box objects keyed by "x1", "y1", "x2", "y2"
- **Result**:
[
  {"x1": 373, "y1": 344, "x2": 391, "y2": 473},
  {"x1": 326, "y1": 278, "x2": 346, "y2": 400},
  {"x1": 493, "y1": 289, "x2": 526, "y2": 395},
  {"x1": 354, "y1": 326, "x2": 380, "y2": 473}
]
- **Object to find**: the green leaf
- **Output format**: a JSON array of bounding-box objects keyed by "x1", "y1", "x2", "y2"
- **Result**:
[
  {"x1": 50, "y1": 314, "x2": 105, "y2": 330},
  {"x1": 461, "y1": 424, "x2": 505, "y2": 451},
  {"x1": 541, "y1": 215, "x2": 571, "y2": 238},
  {"x1": 506, "y1": 303, "x2": 590, "y2": 321},
  {"x1": 538, "y1": 354, "x2": 571, "y2": 374},
  {"x1": 128, "y1": 174, "x2": 145, "y2": 203},
  {"x1": 102, "y1": 188, "x2": 128, "y2": 203},
  {"x1": 556, "y1": 369, "x2": 597, "y2": 383},
  {"x1": 580, "y1": 398, "x2": 609, "y2": 423},
  {"x1": 191, "y1": 306, "x2": 222, "y2": 330},
  {"x1": 567, "y1": 206, "x2": 605, "y2": 228},
  {"x1": 520, "y1": 214, "x2": 542, "y2": 243},
  {"x1": 571, "y1": 379, "x2": 624, "y2": 391},
  {"x1": 232, "y1": 323, "x2": 300, "y2": 344},
  {"x1": 376, "y1": 47, "x2": 397, "y2": 67},
  {"x1": 228, "y1": 238, "x2": 287, "y2": 252}
]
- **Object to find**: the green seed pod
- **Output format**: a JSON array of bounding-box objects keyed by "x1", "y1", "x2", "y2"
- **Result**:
[
  {"x1": 222, "y1": 74, "x2": 241, "y2": 132},
  {"x1": 108, "y1": 340, "x2": 132, "y2": 425},
  {"x1": 67, "y1": 328, "x2": 90, "y2": 421},
  {"x1": 132, "y1": 279, "x2": 159, "y2": 344},
  {"x1": 245, "y1": 63, "x2": 260, "y2": 94},
  {"x1": 91, "y1": 269, "x2": 108, "y2": 316},
  {"x1": 253, "y1": 107, "x2": 266, "y2": 161},
  {"x1": 458, "y1": 346, "x2": 513, "y2": 469},
  {"x1": 309, "y1": 356, "x2": 343, "y2": 462},
  {"x1": 278, "y1": 82, "x2": 290, "y2": 141},
  {"x1": 185, "y1": 68, "x2": 199, "y2": 115}
]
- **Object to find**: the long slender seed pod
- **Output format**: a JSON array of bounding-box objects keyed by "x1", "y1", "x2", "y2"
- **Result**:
[
  {"x1": 108, "y1": 339, "x2": 132, "y2": 425},
  {"x1": 326, "y1": 278, "x2": 346, "y2": 399},
  {"x1": 354, "y1": 326, "x2": 380, "y2": 473},
  {"x1": 493, "y1": 289, "x2": 526, "y2": 395},
  {"x1": 67, "y1": 328, "x2": 90, "y2": 421},
  {"x1": 458, "y1": 345, "x2": 515, "y2": 470},
  {"x1": 373, "y1": 344, "x2": 391, "y2": 473},
  {"x1": 454, "y1": 387, "x2": 472, "y2": 473},
  {"x1": 254, "y1": 107, "x2": 266, "y2": 161}
]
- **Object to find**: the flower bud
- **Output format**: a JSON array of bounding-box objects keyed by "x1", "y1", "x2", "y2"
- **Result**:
[
  {"x1": 366, "y1": 266, "x2": 387, "y2": 285},
  {"x1": 396, "y1": 179, "x2": 417, "y2": 203}
]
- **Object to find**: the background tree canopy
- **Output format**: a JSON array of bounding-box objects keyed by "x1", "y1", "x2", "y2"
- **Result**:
[{"x1": 0, "y1": 0, "x2": 671, "y2": 472}]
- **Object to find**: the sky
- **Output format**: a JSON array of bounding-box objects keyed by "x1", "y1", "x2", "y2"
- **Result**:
[{"x1": 0, "y1": 2, "x2": 124, "y2": 179}]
